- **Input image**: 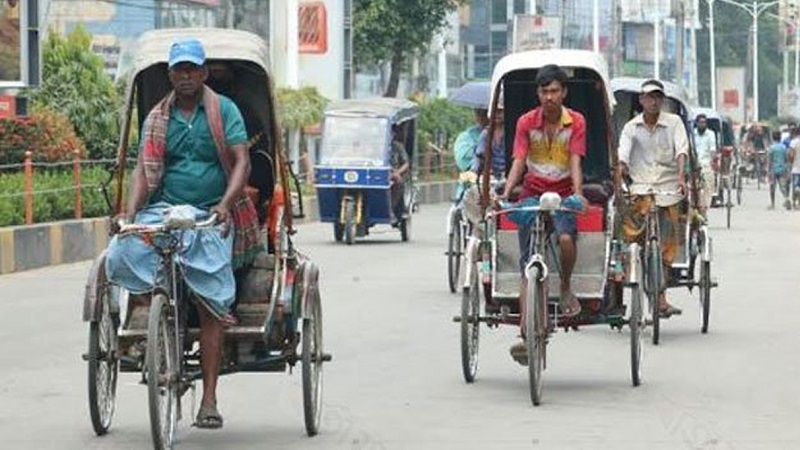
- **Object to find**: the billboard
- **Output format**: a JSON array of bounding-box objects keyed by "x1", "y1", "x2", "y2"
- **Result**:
[
  {"x1": 716, "y1": 66, "x2": 746, "y2": 123},
  {"x1": 512, "y1": 15, "x2": 562, "y2": 52},
  {"x1": 0, "y1": 0, "x2": 24, "y2": 86}
]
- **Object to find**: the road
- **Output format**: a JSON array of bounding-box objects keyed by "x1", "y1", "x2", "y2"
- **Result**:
[{"x1": 1, "y1": 184, "x2": 799, "y2": 450}]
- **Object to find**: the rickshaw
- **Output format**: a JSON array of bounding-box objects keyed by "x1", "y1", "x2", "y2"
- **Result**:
[
  {"x1": 691, "y1": 107, "x2": 738, "y2": 228},
  {"x1": 455, "y1": 50, "x2": 647, "y2": 406},
  {"x1": 611, "y1": 77, "x2": 717, "y2": 343},
  {"x1": 314, "y1": 98, "x2": 418, "y2": 244},
  {"x1": 81, "y1": 28, "x2": 330, "y2": 448}
]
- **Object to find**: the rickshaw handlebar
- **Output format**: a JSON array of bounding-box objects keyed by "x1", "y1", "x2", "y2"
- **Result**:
[{"x1": 117, "y1": 213, "x2": 220, "y2": 236}]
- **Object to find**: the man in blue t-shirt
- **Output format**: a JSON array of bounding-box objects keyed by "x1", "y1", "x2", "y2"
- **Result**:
[{"x1": 768, "y1": 129, "x2": 791, "y2": 210}]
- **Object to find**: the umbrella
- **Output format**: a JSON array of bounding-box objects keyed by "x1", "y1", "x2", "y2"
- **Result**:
[{"x1": 448, "y1": 81, "x2": 491, "y2": 109}]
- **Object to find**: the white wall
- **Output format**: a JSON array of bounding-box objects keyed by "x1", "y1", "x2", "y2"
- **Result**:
[{"x1": 298, "y1": 0, "x2": 344, "y2": 100}]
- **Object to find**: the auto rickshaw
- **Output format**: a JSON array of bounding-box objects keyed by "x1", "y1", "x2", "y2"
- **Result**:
[
  {"x1": 314, "y1": 98, "x2": 419, "y2": 244},
  {"x1": 81, "y1": 28, "x2": 329, "y2": 449},
  {"x1": 455, "y1": 50, "x2": 647, "y2": 406},
  {"x1": 611, "y1": 77, "x2": 717, "y2": 343}
]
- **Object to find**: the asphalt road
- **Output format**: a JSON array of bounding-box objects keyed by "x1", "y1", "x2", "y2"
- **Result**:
[{"x1": 1, "y1": 183, "x2": 798, "y2": 450}]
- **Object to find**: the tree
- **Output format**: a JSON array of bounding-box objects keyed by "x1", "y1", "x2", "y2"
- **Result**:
[
  {"x1": 354, "y1": 0, "x2": 462, "y2": 97},
  {"x1": 31, "y1": 24, "x2": 121, "y2": 159},
  {"x1": 696, "y1": 1, "x2": 782, "y2": 121}
]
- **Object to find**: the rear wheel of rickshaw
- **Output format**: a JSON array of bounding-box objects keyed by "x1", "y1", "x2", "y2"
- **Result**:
[
  {"x1": 629, "y1": 253, "x2": 644, "y2": 387},
  {"x1": 700, "y1": 261, "x2": 711, "y2": 334},
  {"x1": 526, "y1": 267, "x2": 546, "y2": 406},
  {"x1": 646, "y1": 241, "x2": 662, "y2": 346},
  {"x1": 460, "y1": 267, "x2": 480, "y2": 383},
  {"x1": 343, "y1": 199, "x2": 355, "y2": 245},
  {"x1": 447, "y1": 210, "x2": 463, "y2": 294},
  {"x1": 302, "y1": 289, "x2": 324, "y2": 436},
  {"x1": 147, "y1": 293, "x2": 178, "y2": 450},
  {"x1": 87, "y1": 286, "x2": 119, "y2": 436}
]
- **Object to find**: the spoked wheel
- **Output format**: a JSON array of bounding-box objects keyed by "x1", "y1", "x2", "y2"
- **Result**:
[
  {"x1": 725, "y1": 180, "x2": 733, "y2": 229},
  {"x1": 700, "y1": 261, "x2": 712, "y2": 334},
  {"x1": 302, "y1": 289, "x2": 324, "y2": 436},
  {"x1": 87, "y1": 286, "x2": 119, "y2": 436},
  {"x1": 646, "y1": 241, "x2": 662, "y2": 346},
  {"x1": 629, "y1": 254, "x2": 644, "y2": 387},
  {"x1": 736, "y1": 173, "x2": 743, "y2": 205},
  {"x1": 526, "y1": 266, "x2": 547, "y2": 406},
  {"x1": 447, "y1": 210, "x2": 462, "y2": 294},
  {"x1": 147, "y1": 293, "x2": 178, "y2": 450},
  {"x1": 460, "y1": 267, "x2": 480, "y2": 383},
  {"x1": 343, "y1": 199, "x2": 355, "y2": 245}
]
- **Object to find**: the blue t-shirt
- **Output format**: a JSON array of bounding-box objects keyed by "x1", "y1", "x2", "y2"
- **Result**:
[
  {"x1": 471, "y1": 129, "x2": 506, "y2": 177},
  {"x1": 150, "y1": 95, "x2": 248, "y2": 209},
  {"x1": 768, "y1": 142, "x2": 789, "y2": 175}
]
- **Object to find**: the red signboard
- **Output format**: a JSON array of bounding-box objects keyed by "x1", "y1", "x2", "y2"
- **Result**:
[{"x1": 0, "y1": 94, "x2": 15, "y2": 118}]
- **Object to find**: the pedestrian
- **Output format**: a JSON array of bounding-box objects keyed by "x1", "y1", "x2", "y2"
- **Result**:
[
  {"x1": 789, "y1": 128, "x2": 800, "y2": 208},
  {"x1": 767, "y1": 129, "x2": 791, "y2": 210}
]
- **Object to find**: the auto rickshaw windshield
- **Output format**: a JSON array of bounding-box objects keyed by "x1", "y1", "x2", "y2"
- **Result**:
[{"x1": 319, "y1": 116, "x2": 388, "y2": 167}]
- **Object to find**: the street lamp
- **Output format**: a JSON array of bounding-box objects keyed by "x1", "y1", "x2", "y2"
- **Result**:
[
  {"x1": 703, "y1": 0, "x2": 718, "y2": 109},
  {"x1": 717, "y1": 0, "x2": 779, "y2": 122}
]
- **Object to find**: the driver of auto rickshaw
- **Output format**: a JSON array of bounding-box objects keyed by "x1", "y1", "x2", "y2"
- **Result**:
[
  {"x1": 495, "y1": 64, "x2": 588, "y2": 362},
  {"x1": 618, "y1": 79, "x2": 687, "y2": 317},
  {"x1": 105, "y1": 38, "x2": 262, "y2": 429},
  {"x1": 390, "y1": 124, "x2": 410, "y2": 225}
]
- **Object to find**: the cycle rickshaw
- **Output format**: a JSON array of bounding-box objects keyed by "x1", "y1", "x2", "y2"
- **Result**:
[
  {"x1": 692, "y1": 107, "x2": 739, "y2": 228},
  {"x1": 81, "y1": 28, "x2": 330, "y2": 449},
  {"x1": 455, "y1": 50, "x2": 647, "y2": 406},
  {"x1": 314, "y1": 98, "x2": 419, "y2": 244},
  {"x1": 611, "y1": 77, "x2": 717, "y2": 343}
]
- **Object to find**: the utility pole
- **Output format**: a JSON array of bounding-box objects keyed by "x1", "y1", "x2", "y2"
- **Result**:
[
  {"x1": 593, "y1": 0, "x2": 600, "y2": 52},
  {"x1": 655, "y1": 18, "x2": 661, "y2": 79},
  {"x1": 706, "y1": 0, "x2": 717, "y2": 110},
  {"x1": 676, "y1": 0, "x2": 685, "y2": 91}
]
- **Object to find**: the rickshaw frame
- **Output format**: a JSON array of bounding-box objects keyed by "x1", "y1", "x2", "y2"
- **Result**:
[{"x1": 80, "y1": 28, "x2": 328, "y2": 445}]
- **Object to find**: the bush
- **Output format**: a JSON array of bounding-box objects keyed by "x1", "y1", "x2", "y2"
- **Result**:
[
  {"x1": 0, "y1": 107, "x2": 86, "y2": 165},
  {"x1": 414, "y1": 97, "x2": 474, "y2": 156},
  {"x1": 30, "y1": 24, "x2": 121, "y2": 160},
  {"x1": 0, "y1": 166, "x2": 118, "y2": 227}
]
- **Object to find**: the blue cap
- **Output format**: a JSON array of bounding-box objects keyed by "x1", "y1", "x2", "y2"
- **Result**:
[{"x1": 168, "y1": 38, "x2": 206, "y2": 68}]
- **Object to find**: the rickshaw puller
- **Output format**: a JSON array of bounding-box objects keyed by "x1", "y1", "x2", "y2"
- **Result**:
[
  {"x1": 693, "y1": 113, "x2": 717, "y2": 213},
  {"x1": 105, "y1": 38, "x2": 262, "y2": 430},
  {"x1": 618, "y1": 79, "x2": 687, "y2": 317},
  {"x1": 496, "y1": 65, "x2": 588, "y2": 358}
]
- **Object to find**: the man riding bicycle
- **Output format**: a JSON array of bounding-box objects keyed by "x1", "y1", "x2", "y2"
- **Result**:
[
  {"x1": 105, "y1": 38, "x2": 262, "y2": 429},
  {"x1": 496, "y1": 65, "x2": 588, "y2": 360},
  {"x1": 618, "y1": 79, "x2": 687, "y2": 318}
]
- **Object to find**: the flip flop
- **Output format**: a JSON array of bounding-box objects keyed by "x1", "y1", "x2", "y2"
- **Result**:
[
  {"x1": 559, "y1": 293, "x2": 582, "y2": 318},
  {"x1": 509, "y1": 341, "x2": 528, "y2": 366},
  {"x1": 195, "y1": 404, "x2": 223, "y2": 429},
  {"x1": 659, "y1": 304, "x2": 682, "y2": 318}
]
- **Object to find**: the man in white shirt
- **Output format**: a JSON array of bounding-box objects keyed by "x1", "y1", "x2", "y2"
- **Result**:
[
  {"x1": 789, "y1": 128, "x2": 800, "y2": 208},
  {"x1": 693, "y1": 114, "x2": 718, "y2": 212},
  {"x1": 618, "y1": 79, "x2": 688, "y2": 317}
]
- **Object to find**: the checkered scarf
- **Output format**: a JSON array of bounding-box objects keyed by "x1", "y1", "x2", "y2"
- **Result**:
[{"x1": 141, "y1": 85, "x2": 262, "y2": 270}]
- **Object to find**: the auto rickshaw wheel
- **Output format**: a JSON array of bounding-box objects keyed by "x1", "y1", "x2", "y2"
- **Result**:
[
  {"x1": 87, "y1": 285, "x2": 119, "y2": 436},
  {"x1": 400, "y1": 216, "x2": 411, "y2": 242},
  {"x1": 333, "y1": 223, "x2": 344, "y2": 242},
  {"x1": 343, "y1": 199, "x2": 355, "y2": 245},
  {"x1": 302, "y1": 289, "x2": 324, "y2": 436}
]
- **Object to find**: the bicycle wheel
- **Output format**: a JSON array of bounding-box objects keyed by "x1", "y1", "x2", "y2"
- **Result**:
[
  {"x1": 629, "y1": 254, "x2": 644, "y2": 387},
  {"x1": 526, "y1": 266, "x2": 546, "y2": 406},
  {"x1": 447, "y1": 210, "x2": 462, "y2": 294},
  {"x1": 646, "y1": 241, "x2": 662, "y2": 346},
  {"x1": 302, "y1": 289, "x2": 324, "y2": 436},
  {"x1": 700, "y1": 261, "x2": 711, "y2": 334},
  {"x1": 87, "y1": 290, "x2": 119, "y2": 436},
  {"x1": 726, "y1": 183, "x2": 732, "y2": 229},
  {"x1": 460, "y1": 266, "x2": 480, "y2": 383},
  {"x1": 147, "y1": 293, "x2": 178, "y2": 450},
  {"x1": 736, "y1": 173, "x2": 743, "y2": 205}
]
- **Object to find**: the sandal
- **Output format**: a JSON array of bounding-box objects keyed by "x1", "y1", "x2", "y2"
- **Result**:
[
  {"x1": 558, "y1": 292, "x2": 582, "y2": 318},
  {"x1": 195, "y1": 403, "x2": 224, "y2": 429},
  {"x1": 659, "y1": 304, "x2": 682, "y2": 318},
  {"x1": 509, "y1": 341, "x2": 528, "y2": 366}
]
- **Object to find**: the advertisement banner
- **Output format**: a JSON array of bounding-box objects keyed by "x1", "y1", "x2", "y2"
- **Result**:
[
  {"x1": 716, "y1": 66, "x2": 746, "y2": 124},
  {"x1": 0, "y1": 0, "x2": 24, "y2": 86},
  {"x1": 512, "y1": 15, "x2": 562, "y2": 52}
]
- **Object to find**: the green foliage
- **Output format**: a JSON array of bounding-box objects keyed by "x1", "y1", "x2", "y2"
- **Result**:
[
  {"x1": 0, "y1": 107, "x2": 86, "y2": 165},
  {"x1": 276, "y1": 87, "x2": 328, "y2": 130},
  {"x1": 30, "y1": 25, "x2": 121, "y2": 160},
  {"x1": 0, "y1": 166, "x2": 115, "y2": 227},
  {"x1": 354, "y1": 0, "x2": 463, "y2": 96},
  {"x1": 415, "y1": 96, "x2": 473, "y2": 154},
  {"x1": 696, "y1": 1, "x2": 781, "y2": 120}
]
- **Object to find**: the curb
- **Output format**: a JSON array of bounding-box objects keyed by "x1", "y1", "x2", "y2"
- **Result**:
[{"x1": 0, "y1": 181, "x2": 457, "y2": 275}]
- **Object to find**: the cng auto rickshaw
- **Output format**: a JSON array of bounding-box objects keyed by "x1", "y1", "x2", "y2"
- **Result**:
[
  {"x1": 455, "y1": 50, "x2": 647, "y2": 406},
  {"x1": 81, "y1": 28, "x2": 329, "y2": 449},
  {"x1": 314, "y1": 98, "x2": 419, "y2": 244},
  {"x1": 611, "y1": 77, "x2": 718, "y2": 343}
]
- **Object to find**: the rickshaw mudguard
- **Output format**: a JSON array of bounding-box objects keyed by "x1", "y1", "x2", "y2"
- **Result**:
[{"x1": 83, "y1": 249, "x2": 110, "y2": 323}]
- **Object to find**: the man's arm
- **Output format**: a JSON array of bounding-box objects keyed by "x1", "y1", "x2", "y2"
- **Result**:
[
  {"x1": 568, "y1": 114, "x2": 587, "y2": 198},
  {"x1": 125, "y1": 152, "x2": 149, "y2": 218},
  {"x1": 617, "y1": 122, "x2": 634, "y2": 181},
  {"x1": 218, "y1": 144, "x2": 250, "y2": 210},
  {"x1": 501, "y1": 115, "x2": 530, "y2": 198},
  {"x1": 673, "y1": 119, "x2": 689, "y2": 190}
]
